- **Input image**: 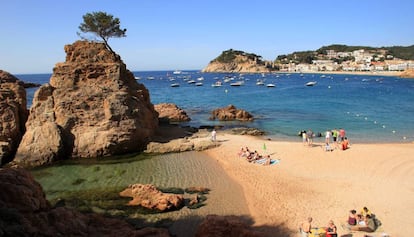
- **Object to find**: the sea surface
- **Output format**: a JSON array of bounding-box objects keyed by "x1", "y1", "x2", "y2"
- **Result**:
[{"x1": 18, "y1": 70, "x2": 414, "y2": 143}]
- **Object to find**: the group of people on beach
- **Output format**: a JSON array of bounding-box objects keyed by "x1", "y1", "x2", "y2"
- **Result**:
[
  {"x1": 299, "y1": 206, "x2": 382, "y2": 237},
  {"x1": 347, "y1": 207, "x2": 382, "y2": 233},
  {"x1": 299, "y1": 128, "x2": 350, "y2": 151},
  {"x1": 237, "y1": 147, "x2": 272, "y2": 165}
]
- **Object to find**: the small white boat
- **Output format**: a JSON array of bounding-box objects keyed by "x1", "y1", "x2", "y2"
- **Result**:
[
  {"x1": 195, "y1": 82, "x2": 203, "y2": 86},
  {"x1": 170, "y1": 83, "x2": 180, "y2": 87},
  {"x1": 187, "y1": 80, "x2": 196, "y2": 84},
  {"x1": 173, "y1": 70, "x2": 182, "y2": 75},
  {"x1": 256, "y1": 80, "x2": 265, "y2": 86},
  {"x1": 266, "y1": 83, "x2": 276, "y2": 87},
  {"x1": 230, "y1": 81, "x2": 244, "y2": 86},
  {"x1": 305, "y1": 81, "x2": 317, "y2": 86},
  {"x1": 211, "y1": 81, "x2": 222, "y2": 87}
]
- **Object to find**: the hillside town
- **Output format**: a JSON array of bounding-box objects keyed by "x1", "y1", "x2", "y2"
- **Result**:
[{"x1": 277, "y1": 48, "x2": 414, "y2": 73}]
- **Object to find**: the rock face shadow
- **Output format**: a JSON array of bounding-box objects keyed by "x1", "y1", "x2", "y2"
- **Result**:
[{"x1": 151, "y1": 124, "x2": 198, "y2": 143}]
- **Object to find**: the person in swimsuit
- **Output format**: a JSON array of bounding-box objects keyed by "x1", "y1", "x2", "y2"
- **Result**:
[
  {"x1": 348, "y1": 209, "x2": 357, "y2": 226},
  {"x1": 299, "y1": 217, "x2": 312, "y2": 237},
  {"x1": 325, "y1": 220, "x2": 337, "y2": 237}
]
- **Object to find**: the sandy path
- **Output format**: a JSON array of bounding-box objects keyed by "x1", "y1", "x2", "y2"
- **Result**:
[{"x1": 203, "y1": 133, "x2": 414, "y2": 237}]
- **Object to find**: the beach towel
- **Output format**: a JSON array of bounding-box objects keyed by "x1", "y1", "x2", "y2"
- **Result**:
[{"x1": 255, "y1": 158, "x2": 280, "y2": 165}]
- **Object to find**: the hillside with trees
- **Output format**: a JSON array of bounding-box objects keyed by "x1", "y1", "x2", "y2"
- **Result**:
[
  {"x1": 202, "y1": 49, "x2": 277, "y2": 73},
  {"x1": 275, "y1": 44, "x2": 414, "y2": 64}
]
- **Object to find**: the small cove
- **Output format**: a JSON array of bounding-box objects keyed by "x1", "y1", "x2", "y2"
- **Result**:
[{"x1": 30, "y1": 151, "x2": 250, "y2": 237}]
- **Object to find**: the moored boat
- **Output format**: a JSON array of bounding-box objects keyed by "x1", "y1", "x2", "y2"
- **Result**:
[
  {"x1": 305, "y1": 81, "x2": 317, "y2": 86},
  {"x1": 230, "y1": 81, "x2": 244, "y2": 86},
  {"x1": 211, "y1": 81, "x2": 223, "y2": 87}
]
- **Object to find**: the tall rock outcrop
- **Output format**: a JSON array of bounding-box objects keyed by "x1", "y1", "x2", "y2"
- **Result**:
[
  {"x1": 202, "y1": 49, "x2": 274, "y2": 73},
  {"x1": 0, "y1": 70, "x2": 28, "y2": 165},
  {"x1": 14, "y1": 41, "x2": 158, "y2": 167}
]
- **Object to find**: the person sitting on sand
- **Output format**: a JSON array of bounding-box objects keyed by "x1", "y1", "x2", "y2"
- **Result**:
[
  {"x1": 325, "y1": 143, "x2": 334, "y2": 152},
  {"x1": 341, "y1": 137, "x2": 349, "y2": 150},
  {"x1": 237, "y1": 147, "x2": 245, "y2": 157},
  {"x1": 240, "y1": 147, "x2": 250, "y2": 159},
  {"x1": 348, "y1": 209, "x2": 357, "y2": 226},
  {"x1": 356, "y1": 214, "x2": 365, "y2": 225},
  {"x1": 264, "y1": 155, "x2": 272, "y2": 166},
  {"x1": 325, "y1": 220, "x2": 337, "y2": 237},
  {"x1": 351, "y1": 214, "x2": 376, "y2": 232},
  {"x1": 247, "y1": 150, "x2": 259, "y2": 162},
  {"x1": 299, "y1": 217, "x2": 312, "y2": 237},
  {"x1": 360, "y1": 206, "x2": 372, "y2": 217}
]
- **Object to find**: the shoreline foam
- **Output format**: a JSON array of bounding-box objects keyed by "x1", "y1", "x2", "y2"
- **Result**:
[{"x1": 202, "y1": 132, "x2": 414, "y2": 237}]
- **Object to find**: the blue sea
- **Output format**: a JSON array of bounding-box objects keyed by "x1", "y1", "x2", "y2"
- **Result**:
[{"x1": 17, "y1": 71, "x2": 414, "y2": 143}]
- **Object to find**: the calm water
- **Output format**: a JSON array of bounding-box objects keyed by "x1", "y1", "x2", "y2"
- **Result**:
[
  {"x1": 30, "y1": 152, "x2": 250, "y2": 236},
  {"x1": 18, "y1": 71, "x2": 414, "y2": 143}
]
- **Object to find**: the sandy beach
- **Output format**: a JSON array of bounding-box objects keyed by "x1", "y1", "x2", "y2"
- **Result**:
[{"x1": 202, "y1": 132, "x2": 414, "y2": 237}]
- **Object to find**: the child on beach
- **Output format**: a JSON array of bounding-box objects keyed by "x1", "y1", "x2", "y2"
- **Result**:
[{"x1": 299, "y1": 217, "x2": 312, "y2": 237}]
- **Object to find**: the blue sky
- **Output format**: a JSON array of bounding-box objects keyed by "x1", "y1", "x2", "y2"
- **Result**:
[{"x1": 1, "y1": 0, "x2": 413, "y2": 74}]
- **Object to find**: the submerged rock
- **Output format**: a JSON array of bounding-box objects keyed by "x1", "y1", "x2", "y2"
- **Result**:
[
  {"x1": 0, "y1": 70, "x2": 28, "y2": 165},
  {"x1": 119, "y1": 183, "x2": 184, "y2": 212},
  {"x1": 13, "y1": 40, "x2": 159, "y2": 167}
]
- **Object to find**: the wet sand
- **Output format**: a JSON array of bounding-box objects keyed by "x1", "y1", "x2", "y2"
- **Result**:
[{"x1": 203, "y1": 133, "x2": 414, "y2": 237}]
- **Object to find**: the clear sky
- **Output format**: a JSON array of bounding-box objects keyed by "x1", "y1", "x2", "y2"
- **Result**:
[{"x1": 1, "y1": 0, "x2": 413, "y2": 74}]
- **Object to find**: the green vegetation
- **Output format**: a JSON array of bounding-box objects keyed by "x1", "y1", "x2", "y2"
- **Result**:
[
  {"x1": 316, "y1": 44, "x2": 377, "y2": 54},
  {"x1": 275, "y1": 50, "x2": 317, "y2": 64},
  {"x1": 78, "y1": 11, "x2": 127, "y2": 55},
  {"x1": 213, "y1": 49, "x2": 263, "y2": 63},
  {"x1": 276, "y1": 44, "x2": 414, "y2": 63},
  {"x1": 387, "y1": 45, "x2": 414, "y2": 60}
]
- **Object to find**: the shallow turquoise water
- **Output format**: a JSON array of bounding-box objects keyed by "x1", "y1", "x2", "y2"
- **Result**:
[{"x1": 30, "y1": 151, "x2": 250, "y2": 237}]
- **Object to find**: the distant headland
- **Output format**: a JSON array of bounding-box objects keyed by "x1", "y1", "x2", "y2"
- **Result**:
[{"x1": 202, "y1": 44, "x2": 414, "y2": 78}]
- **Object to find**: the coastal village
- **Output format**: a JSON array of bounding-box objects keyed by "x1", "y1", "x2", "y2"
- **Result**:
[
  {"x1": 202, "y1": 45, "x2": 414, "y2": 78},
  {"x1": 277, "y1": 47, "x2": 414, "y2": 73}
]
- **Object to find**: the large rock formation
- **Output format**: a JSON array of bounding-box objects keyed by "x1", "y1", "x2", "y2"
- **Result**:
[
  {"x1": 119, "y1": 184, "x2": 184, "y2": 212},
  {"x1": 0, "y1": 70, "x2": 28, "y2": 165},
  {"x1": 13, "y1": 41, "x2": 159, "y2": 167},
  {"x1": 202, "y1": 49, "x2": 274, "y2": 73},
  {"x1": 154, "y1": 103, "x2": 191, "y2": 123},
  {"x1": 210, "y1": 105, "x2": 254, "y2": 121},
  {"x1": 0, "y1": 168, "x2": 170, "y2": 237}
]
